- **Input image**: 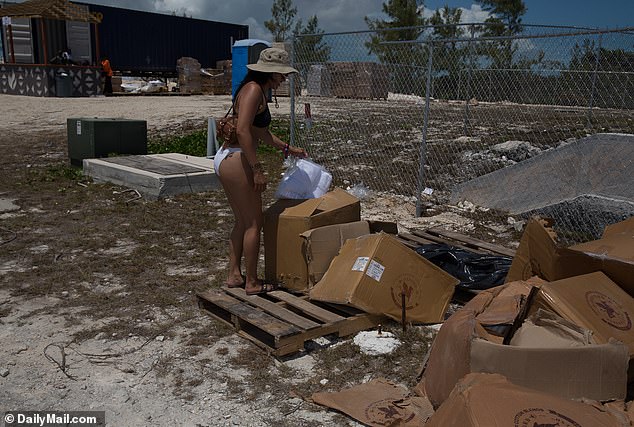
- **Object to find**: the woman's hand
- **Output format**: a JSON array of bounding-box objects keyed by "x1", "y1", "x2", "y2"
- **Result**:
[
  {"x1": 251, "y1": 163, "x2": 267, "y2": 192},
  {"x1": 288, "y1": 146, "x2": 308, "y2": 158}
]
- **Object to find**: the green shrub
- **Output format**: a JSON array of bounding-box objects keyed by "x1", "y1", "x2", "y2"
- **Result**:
[{"x1": 147, "y1": 119, "x2": 291, "y2": 157}]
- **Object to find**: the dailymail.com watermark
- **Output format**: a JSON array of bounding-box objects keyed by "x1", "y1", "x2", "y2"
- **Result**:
[{"x1": 3, "y1": 411, "x2": 105, "y2": 427}]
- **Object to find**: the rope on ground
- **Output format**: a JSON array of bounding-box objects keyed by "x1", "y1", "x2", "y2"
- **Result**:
[
  {"x1": 0, "y1": 226, "x2": 17, "y2": 246},
  {"x1": 43, "y1": 342, "x2": 77, "y2": 381}
]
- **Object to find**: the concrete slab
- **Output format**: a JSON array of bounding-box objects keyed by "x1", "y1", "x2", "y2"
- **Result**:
[
  {"x1": 451, "y1": 133, "x2": 634, "y2": 215},
  {"x1": 83, "y1": 153, "x2": 220, "y2": 199}
]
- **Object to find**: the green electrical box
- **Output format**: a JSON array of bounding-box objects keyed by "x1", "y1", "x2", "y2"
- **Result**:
[{"x1": 67, "y1": 118, "x2": 148, "y2": 166}]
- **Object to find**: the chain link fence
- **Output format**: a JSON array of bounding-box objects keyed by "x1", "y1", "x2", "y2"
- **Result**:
[{"x1": 288, "y1": 25, "x2": 634, "y2": 241}]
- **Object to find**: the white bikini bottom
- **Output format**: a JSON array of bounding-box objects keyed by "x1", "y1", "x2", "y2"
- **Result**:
[{"x1": 213, "y1": 146, "x2": 242, "y2": 176}]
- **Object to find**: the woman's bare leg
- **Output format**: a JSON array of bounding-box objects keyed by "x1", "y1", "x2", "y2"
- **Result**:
[
  {"x1": 223, "y1": 192, "x2": 246, "y2": 287},
  {"x1": 217, "y1": 152, "x2": 263, "y2": 291}
]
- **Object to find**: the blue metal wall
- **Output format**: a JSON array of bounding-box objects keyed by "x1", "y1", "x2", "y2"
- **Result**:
[{"x1": 78, "y1": 3, "x2": 248, "y2": 75}]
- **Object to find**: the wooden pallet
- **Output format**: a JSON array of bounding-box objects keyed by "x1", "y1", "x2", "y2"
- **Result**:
[
  {"x1": 396, "y1": 226, "x2": 516, "y2": 258},
  {"x1": 197, "y1": 288, "x2": 385, "y2": 357},
  {"x1": 396, "y1": 227, "x2": 516, "y2": 303}
]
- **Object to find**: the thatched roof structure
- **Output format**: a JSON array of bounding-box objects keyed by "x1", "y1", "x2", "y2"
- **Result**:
[{"x1": 0, "y1": 0, "x2": 102, "y2": 23}]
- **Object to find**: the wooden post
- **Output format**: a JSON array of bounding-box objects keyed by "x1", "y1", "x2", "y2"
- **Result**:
[
  {"x1": 94, "y1": 23, "x2": 100, "y2": 63},
  {"x1": 40, "y1": 19, "x2": 48, "y2": 64},
  {"x1": 401, "y1": 292, "x2": 407, "y2": 332},
  {"x1": 8, "y1": 23, "x2": 15, "y2": 63}
]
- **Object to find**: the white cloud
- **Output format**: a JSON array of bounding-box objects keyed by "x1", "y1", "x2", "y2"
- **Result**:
[
  {"x1": 458, "y1": 4, "x2": 489, "y2": 24},
  {"x1": 241, "y1": 16, "x2": 270, "y2": 41},
  {"x1": 17, "y1": 0, "x2": 488, "y2": 40}
]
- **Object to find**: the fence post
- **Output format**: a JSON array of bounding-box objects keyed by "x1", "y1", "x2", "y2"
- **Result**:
[
  {"x1": 586, "y1": 33, "x2": 603, "y2": 128},
  {"x1": 415, "y1": 43, "x2": 434, "y2": 217},
  {"x1": 290, "y1": 37, "x2": 297, "y2": 147},
  {"x1": 463, "y1": 26, "x2": 476, "y2": 136}
]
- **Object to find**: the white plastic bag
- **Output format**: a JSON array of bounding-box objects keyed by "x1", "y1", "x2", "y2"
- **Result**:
[{"x1": 275, "y1": 158, "x2": 332, "y2": 199}]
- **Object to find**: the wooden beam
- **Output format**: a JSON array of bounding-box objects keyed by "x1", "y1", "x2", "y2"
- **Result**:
[
  {"x1": 94, "y1": 22, "x2": 101, "y2": 64},
  {"x1": 8, "y1": 24, "x2": 15, "y2": 63},
  {"x1": 40, "y1": 19, "x2": 48, "y2": 65}
]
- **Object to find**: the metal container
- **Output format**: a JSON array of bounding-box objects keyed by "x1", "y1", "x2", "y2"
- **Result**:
[
  {"x1": 67, "y1": 118, "x2": 147, "y2": 166},
  {"x1": 82, "y1": 3, "x2": 248, "y2": 76},
  {"x1": 55, "y1": 71, "x2": 72, "y2": 97}
]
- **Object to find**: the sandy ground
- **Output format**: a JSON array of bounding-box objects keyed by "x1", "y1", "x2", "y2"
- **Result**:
[
  {"x1": 2, "y1": 94, "x2": 237, "y2": 134},
  {"x1": 0, "y1": 93, "x2": 515, "y2": 427}
]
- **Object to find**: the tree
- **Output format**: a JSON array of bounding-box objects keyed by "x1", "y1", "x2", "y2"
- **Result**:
[
  {"x1": 429, "y1": 5, "x2": 464, "y2": 41},
  {"x1": 365, "y1": 0, "x2": 427, "y2": 94},
  {"x1": 428, "y1": 6, "x2": 466, "y2": 99},
  {"x1": 475, "y1": 0, "x2": 527, "y2": 69},
  {"x1": 293, "y1": 15, "x2": 331, "y2": 80},
  {"x1": 477, "y1": 0, "x2": 526, "y2": 35},
  {"x1": 265, "y1": 0, "x2": 298, "y2": 42}
]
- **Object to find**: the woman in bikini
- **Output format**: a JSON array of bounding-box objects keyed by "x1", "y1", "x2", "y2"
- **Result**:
[{"x1": 214, "y1": 48, "x2": 307, "y2": 295}]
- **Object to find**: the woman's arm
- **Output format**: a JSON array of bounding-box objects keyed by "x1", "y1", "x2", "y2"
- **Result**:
[{"x1": 259, "y1": 129, "x2": 308, "y2": 158}]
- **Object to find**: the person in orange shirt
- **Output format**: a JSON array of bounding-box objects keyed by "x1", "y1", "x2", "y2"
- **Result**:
[{"x1": 100, "y1": 55, "x2": 113, "y2": 96}]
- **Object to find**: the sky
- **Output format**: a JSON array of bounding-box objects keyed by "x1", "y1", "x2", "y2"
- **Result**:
[{"x1": 7, "y1": 0, "x2": 634, "y2": 40}]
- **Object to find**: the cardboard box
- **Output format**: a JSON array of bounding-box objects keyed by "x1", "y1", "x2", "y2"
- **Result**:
[
  {"x1": 507, "y1": 217, "x2": 634, "y2": 296},
  {"x1": 426, "y1": 373, "x2": 628, "y2": 427},
  {"x1": 418, "y1": 280, "x2": 629, "y2": 408},
  {"x1": 469, "y1": 323, "x2": 628, "y2": 402},
  {"x1": 263, "y1": 188, "x2": 360, "y2": 292},
  {"x1": 300, "y1": 220, "x2": 398, "y2": 288},
  {"x1": 309, "y1": 233, "x2": 458, "y2": 323},
  {"x1": 312, "y1": 378, "x2": 434, "y2": 426},
  {"x1": 529, "y1": 271, "x2": 634, "y2": 356}
]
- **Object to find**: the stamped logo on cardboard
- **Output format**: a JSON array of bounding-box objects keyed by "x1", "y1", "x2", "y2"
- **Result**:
[
  {"x1": 390, "y1": 274, "x2": 420, "y2": 310},
  {"x1": 586, "y1": 291, "x2": 632, "y2": 331},
  {"x1": 365, "y1": 399, "x2": 415, "y2": 425},
  {"x1": 514, "y1": 408, "x2": 581, "y2": 427}
]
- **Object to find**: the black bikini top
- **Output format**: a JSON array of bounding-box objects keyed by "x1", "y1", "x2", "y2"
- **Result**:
[
  {"x1": 252, "y1": 87, "x2": 271, "y2": 128},
  {"x1": 253, "y1": 104, "x2": 271, "y2": 128},
  {"x1": 236, "y1": 83, "x2": 271, "y2": 128}
]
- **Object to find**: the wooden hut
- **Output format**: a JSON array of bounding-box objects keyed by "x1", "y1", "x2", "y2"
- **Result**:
[{"x1": 0, "y1": 0, "x2": 103, "y2": 96}]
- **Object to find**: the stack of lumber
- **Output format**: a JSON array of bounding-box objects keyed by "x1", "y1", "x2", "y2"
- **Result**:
[
  {"x1": 177, "y1": 57, "x2": 202, "y2": 94},
  {"x1": 329, "y1": 62, "x2": 388, "y2": 99}
]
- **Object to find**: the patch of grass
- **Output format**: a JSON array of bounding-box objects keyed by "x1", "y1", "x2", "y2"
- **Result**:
[
  {"x1": 44, "y1": 164, "x2": 85, "y2": 181},
  {"x1": 147, "y1": 118, "x2": 294, "y2": 158},
  {"x1": 269, "y1": 118, "x2": 291, "y2": 141},
  {"x1": 148, "y1": 130, "x2": 208, "y2": 156}
]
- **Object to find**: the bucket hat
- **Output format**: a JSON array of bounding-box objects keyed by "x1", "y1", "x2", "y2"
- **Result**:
[{"x1": 246, "y1": 48, "x2": 298, "y2": 74}]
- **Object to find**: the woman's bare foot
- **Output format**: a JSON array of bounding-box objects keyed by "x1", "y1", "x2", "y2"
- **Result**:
[
  {"x1": 224, "y1": 274, "x2": 245, "y2": 289},
  {"x1": 245, "y1": 280, "x2": 279, "y2": 296}
]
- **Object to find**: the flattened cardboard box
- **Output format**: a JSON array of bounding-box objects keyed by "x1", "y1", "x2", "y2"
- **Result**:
[
  {"x1": 426, "y1": 373, "x2": 627, "y2": 427},
  {"x1": 507, "y1": 217, "x2": 634, "y2": 296},
  {"x1": 312, "y1": 378, "x2": 434, "y2": 426},
  {"x1": 263, "y1": 188, "x2": 360, "y2": 292},
  {"x1": 300, "y1": 220, "x2": 398, "y2": 288},
  {"x1": 309, "y1": 233, "x2": 458, "y2": 323}
]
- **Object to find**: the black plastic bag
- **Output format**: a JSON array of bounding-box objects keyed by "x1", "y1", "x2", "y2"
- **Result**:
[{"x1": 415, "y1": 243, "x2": 512, "y2": 291}]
